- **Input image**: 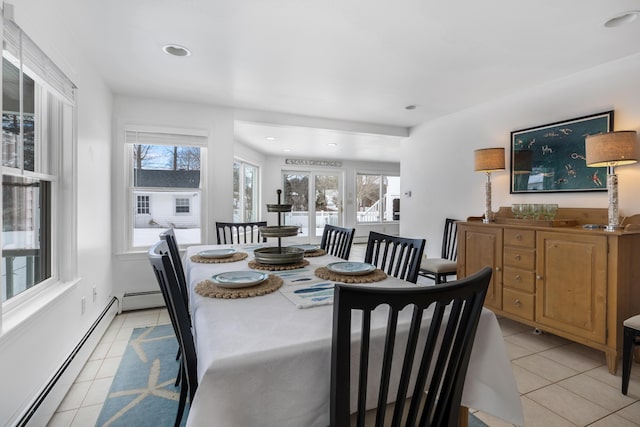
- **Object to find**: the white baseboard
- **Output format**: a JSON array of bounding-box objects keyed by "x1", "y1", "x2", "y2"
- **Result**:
[{"x1": 121, "y1": 291, "x2": 166, "y2": 312}]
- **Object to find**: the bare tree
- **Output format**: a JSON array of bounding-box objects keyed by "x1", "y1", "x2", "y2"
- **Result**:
[{"x1": 133, "y1": 144, "x2": 152, "y2": 169}]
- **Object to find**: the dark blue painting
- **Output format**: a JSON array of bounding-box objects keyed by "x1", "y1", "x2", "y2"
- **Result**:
[{"x1": 510, "y1": 111, "x2": 613, "y2": 193}]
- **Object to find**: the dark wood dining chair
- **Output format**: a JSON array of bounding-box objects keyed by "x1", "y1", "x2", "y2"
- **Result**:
[
  {"x1": 148, "y1": 240, "x2": 198, "y2": 427},
  {"x1": 364, "y1": 232, "x2": 426, "y2": 284},
  {"x1": 320, "y1": 224, "x2": 355, "y2": 260},
  {"x1": 418, "y1": 218, "x2": 459, "y2": 284},
  {"x1": 215, "y1": 221, "x2": 267, "y2": 244},
  {"x1": 330, "y1": 266, "x2": 492, "y2": 427},
  {"x1": 622, "y1": 314, "x2": 640, "y2": 395},
  {"x1": 159, "y1": 228, "x2": 189, "y2": 311}
]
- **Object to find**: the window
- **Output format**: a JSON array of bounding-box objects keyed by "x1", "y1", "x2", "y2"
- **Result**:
[
  {"x1": 175, "y1": 197, "x2": 190, "y2": 214},
  {"x1": 126, "y1": 130, "x2": 207, "y2": 249},
  {"x1": 233, "y1": 160, "x2": 259, "y2": 222},
  {"x1": 356, "y1": 173, "x2": 400, "y2": 223},
  {"x1": 137, "y1": 195, "x2": 150, "y2": 214},
  {"x1": 2, "y1": 17, "x2": 77, "y2": 303}
]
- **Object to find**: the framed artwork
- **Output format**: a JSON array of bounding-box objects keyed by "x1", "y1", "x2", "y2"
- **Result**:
[{"x1": 510, "y1": 111, "x2": 613, "y2": 193}]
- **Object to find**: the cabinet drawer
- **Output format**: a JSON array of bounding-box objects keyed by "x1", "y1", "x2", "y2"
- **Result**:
[
  {"x1": 503, "y1": 288, "x2": 535, "y2": 321},
  {"x1": 503, "y1": 247, "x2": 535, "y2": 269},
  {"x1": 504, "y1": 229, "x2": 535, "y2": 248},
  {"x1": 503, "y1": 266, "x2": 535, "y2": 293}
]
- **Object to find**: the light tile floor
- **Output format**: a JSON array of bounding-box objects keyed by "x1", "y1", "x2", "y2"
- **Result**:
[{"x1": 48, "y1": 244, "x2": 640, "y2": 426}]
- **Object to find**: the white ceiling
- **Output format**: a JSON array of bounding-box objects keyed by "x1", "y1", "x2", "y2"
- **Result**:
[{"x1": 52, "y1": 0, "x2": 640, "y2": 162}]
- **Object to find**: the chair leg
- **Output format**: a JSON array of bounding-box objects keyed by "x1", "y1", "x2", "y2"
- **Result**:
[
  {"x1": 622, "y1": 326, "x2": 635, "y2": 395},
  {"x1": 175, "y1": 367, "x2": 188, "y2": 427},
  {"x1": 175, "y1": 359, "x2": 182, "y2": 387}
]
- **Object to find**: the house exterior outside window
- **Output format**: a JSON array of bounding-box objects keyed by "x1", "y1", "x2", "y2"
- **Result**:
[
  {"x1": 356, "y1": 173, "x2": 400, "y2": 223},
  {"x1": 233, "y1": 159, "x2": 259, "y2": 222},
  {"x1": 126, "y1": 130, "x2": 207, "y2": 249}
]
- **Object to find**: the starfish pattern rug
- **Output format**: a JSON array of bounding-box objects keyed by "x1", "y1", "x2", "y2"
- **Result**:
[
  {"x1": 96, "y1": 323, "x2": 489, "y2": 427},
  {"x1": 95, "y1": 324, "x2": 186, "y2": 427}
]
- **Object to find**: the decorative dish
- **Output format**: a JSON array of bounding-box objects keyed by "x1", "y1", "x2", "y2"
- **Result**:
[
  {"x1": 210, "y1": 271, "x2": 269, "y2": 288},
  {"x1": 198, "y1": 248, "x2": 237, "y2": 259},
  {"x1": 290, "y1": 244, "x2": 320, "y2": 252},
  {"x1": 326, "y1": 262, "x2": 376, "y2": 276}
]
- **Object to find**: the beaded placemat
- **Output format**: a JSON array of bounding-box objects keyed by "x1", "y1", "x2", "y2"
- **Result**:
[
  {"x1": 195, "y1": 274, "x2": 283, "y2": 298},
  {"x1": 248, "y1": 259, "x2": 310, "y2": 271},
  {"x1": 304, "y1": 248, "x2": 327, "y2": 257},
  {"x1": 314, "y1": 266, "x2": 387, "y2": 283},
  {"x1": 190, "y1": 252, "x2": 248, "y2": 264}
]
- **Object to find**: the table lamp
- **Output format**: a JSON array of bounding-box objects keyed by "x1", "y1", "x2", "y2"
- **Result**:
[
  {"x1": 474, "y1": 147, "x2": 505, "y2": 223},
  {"x1": 585, "y1": 130, "x2": 638, "y2": 231}
]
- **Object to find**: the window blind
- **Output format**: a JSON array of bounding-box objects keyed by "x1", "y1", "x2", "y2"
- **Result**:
[
  {"x1": 125, "y1": 130, "x2": 209, "y2": 147},
  {"x1": 3, "y1": 17, "x2": 76, "y2": 104}
]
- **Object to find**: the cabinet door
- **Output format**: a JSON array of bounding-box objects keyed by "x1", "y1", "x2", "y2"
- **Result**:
[
  {"x1": 536, "y1": 232, "x2": 607, "y2": 344},
  {"x1": 459, "y1": 226, "x2": 503, "y2": 310}
]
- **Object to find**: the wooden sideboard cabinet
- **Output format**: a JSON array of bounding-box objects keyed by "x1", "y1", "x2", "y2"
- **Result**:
[{"x1": 457, "y1": 210, "x2": 640, "y2": 374}]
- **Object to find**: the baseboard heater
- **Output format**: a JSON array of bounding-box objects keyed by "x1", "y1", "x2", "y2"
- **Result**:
[
  {"x1": 121, "y1": 290, "x2": 166, "y2": 312},
  {"x1": 16, "y1": 296, "x2": 118, "y2": 427}
]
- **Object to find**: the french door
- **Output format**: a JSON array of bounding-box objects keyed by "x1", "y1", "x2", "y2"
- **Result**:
[{"x1": 282, "y1": 170, "x2": 343, "y2": 243}]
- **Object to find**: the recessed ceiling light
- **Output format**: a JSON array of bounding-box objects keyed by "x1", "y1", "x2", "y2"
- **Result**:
[
  {"x1": 266, "y1": 136, "x2": 276, "y2": 141},
  {"x1": 405, "y1": 105, "x2": 418, "y2": 110},
  {"x1": 604, "y1": 11, "x2": 639, "y2": 28},
  {"x1": 162, "y1": 44, "x2": 191, "y2": 57},
  {"x1": 327, "y1": 142, "x2": 337, "y2": 147},
  {"x1": 283, "y1": 148, "x2": 291, "y2": 152}
]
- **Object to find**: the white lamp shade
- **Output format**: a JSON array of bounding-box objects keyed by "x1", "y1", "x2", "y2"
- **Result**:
[{"x1": 585, "y1": 131, "x2": 638, "y2": 167}]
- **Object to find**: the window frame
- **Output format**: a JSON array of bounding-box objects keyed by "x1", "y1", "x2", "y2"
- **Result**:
[
  {"x1": 233, "y1": 158, "x2": 260, "y2": 223},
  {"x1": 136, "y1": 194, "x2": 150, "y2": 215},
  {"x1": 174, "y1": 197, "x2": 190, "y2": 215},
  {"x1": 355, "y1": 172, "x2": 400, "y2": 225},
  {"x1": 124, "y1": 128, "x2": 208, "y2": 251},
  {"x1": 1, "y1": 14, "x2": 78, "y2": 312}
]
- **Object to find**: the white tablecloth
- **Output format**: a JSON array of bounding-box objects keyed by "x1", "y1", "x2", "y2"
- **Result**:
[{"x1": 184, "y1": 245, "x2": 524, "y2": 427}]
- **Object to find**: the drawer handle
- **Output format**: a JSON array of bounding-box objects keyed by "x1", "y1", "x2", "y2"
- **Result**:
[
  {"x1": 515, "y1": 234, "x2": 522, "y2": 241},
  {"x1": 515, "y1": 275, "x2": 521, "y2": 281},
  {"x1": 495, "y1": 267, "x2": 501, "y2": 272},
  {"x1": 537, "y1": 275, "x2": 542, "y2": 280},
  {"x1": 514, "y1": 299, "x2": 521, "y2": 307},
  {"x1": 514, "y1": 254, "x2": 521, "y2": 261}
]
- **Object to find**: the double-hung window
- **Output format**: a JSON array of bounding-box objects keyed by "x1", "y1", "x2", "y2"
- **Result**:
[
  {"x1": 1, "y1": 17, "x2": 77, "y2": 304},
  {"x1": 355, "y1": 173, "x2": 400, "y2": 223},
  {"x1": 126, "y1": 130, "x2": 207, "y2": 249}
]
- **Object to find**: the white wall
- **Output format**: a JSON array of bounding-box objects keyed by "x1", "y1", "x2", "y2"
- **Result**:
[
  {"x1": 0, "y1": 1, "x2": 114, "y2": 425},
  {"x1": 402, "y1": 53, "x2": 640, "y2": 258},
  {"x1": 112, "y1": 96, "x2": 235, "y2": 299}
]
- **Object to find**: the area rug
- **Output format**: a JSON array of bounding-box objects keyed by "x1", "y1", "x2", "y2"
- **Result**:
[
  {"x1": 97, "y1": 324, "x2": 488, "y2": 427},
  {"x1": 95, "y1": 323, "x2": 186, "y2": 427}
]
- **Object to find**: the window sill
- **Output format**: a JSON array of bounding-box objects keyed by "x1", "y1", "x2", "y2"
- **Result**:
[{"x1": 1, "y1": 278, "x2": 80, "y2": 341}]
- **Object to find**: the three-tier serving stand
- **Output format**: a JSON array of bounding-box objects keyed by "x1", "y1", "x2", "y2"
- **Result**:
[{"x1": 253, "y1": 190, "x2": 304, "y2": 265}]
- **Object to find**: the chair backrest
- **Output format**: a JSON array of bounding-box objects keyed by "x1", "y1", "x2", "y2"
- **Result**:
[
  {"x1": 330, "y1": 266, "x2": 492, "y2": 427},
  {"x1": 148, "y1": 241, "x2": 198, "y2": 401},
  {"x1": 320, "y1": 224, "x2": 356, "y2": 260},
  {"x1": 159, "y1": 228, "x2": 189, "y2": 311},
  {"x1": 215, "y1": 221, "x2": 267, "y2": 244},
  {"x1": 441, "y1": 218, "x2": 459, "y2": 261},
  {"x1": 364, "y1": 232, "x2": 426, "y2": 283}
]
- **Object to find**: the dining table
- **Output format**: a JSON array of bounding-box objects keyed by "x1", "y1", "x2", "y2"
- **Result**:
[{"x1": 183, "y1": 243, "x2": 524, "y2": 427}]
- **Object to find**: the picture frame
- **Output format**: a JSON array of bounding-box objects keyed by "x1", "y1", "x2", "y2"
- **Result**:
[{"x1": 510, "y1": 111, "x2": 613, "y2": 193}]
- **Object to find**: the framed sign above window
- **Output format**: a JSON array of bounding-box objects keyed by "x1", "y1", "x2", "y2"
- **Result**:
[{"x1": 510, "y1": 111, "x2": 613, "y2": 193}]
